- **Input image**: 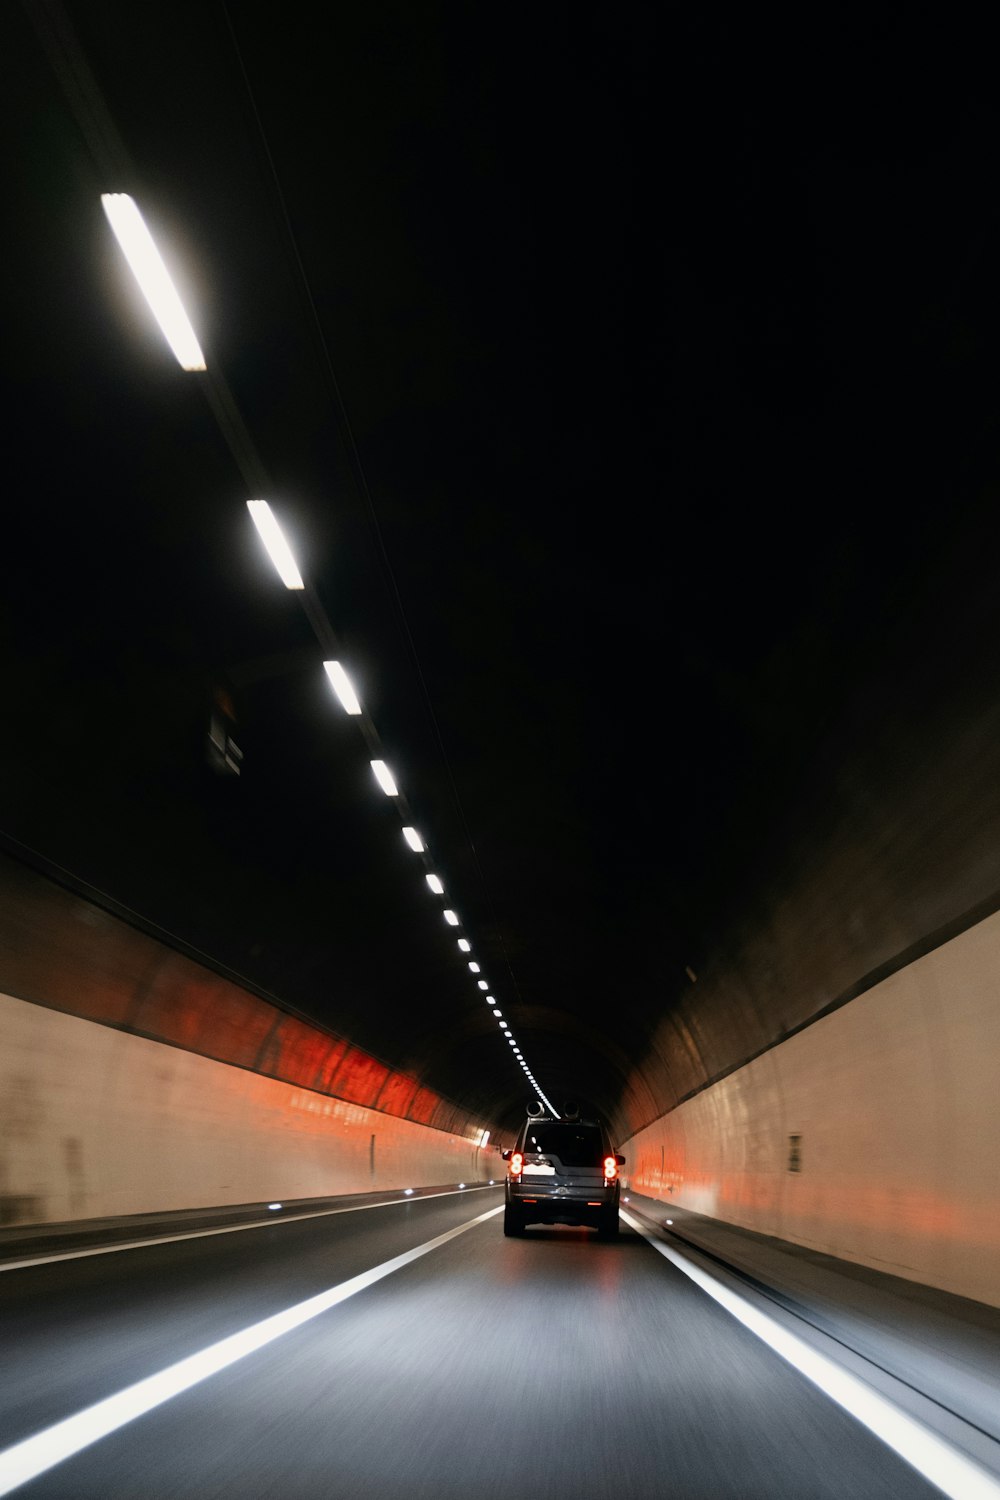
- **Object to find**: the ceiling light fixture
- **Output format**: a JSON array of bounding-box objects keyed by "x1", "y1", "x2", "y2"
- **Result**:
[
  {"x1": 370, "y1": 760, "x2": 398, "y2": 796},
  {"x1": 101, "y1": 193, "x2": 206, "y2": 370},
  {"x1": 323, "y1": 660, "x2": 362, "y2": 714},
  {"x1": 246, "y1": 501, "x2": 304, "y2": 590}
]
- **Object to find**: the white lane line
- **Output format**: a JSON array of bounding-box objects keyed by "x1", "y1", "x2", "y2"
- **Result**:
[
  {"x1": 0, "y1": 1184, "x2": 499, "y2": 1273},
  {"x1": 0, "y1": 1203, "x2": 503, "y2": 1497},
  {"x1": 621, "y1": 1210, "x2": 1000, "y2": 1500}
]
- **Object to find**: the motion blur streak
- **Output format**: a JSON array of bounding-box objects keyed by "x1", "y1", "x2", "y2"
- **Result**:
[
  {"x1": 620, "y1": 1211, "x2": 1000, "y2": 1500},
  {"x1": 0, "y1": 1185, "x2": 493, "y2": 1274},
  {"x1": 0, "y1": 1205, "x2": 502, "y2": 1497}
]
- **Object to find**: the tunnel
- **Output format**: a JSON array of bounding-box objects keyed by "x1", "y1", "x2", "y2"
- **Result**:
[{"x1": 2, "y1": 6, "x2": 999, "y2": 1498}]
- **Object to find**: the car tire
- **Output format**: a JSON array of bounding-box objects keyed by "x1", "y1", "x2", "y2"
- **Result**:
[
  {"x1": 597, "y1": 1210, "x2": 619, "y2": 1240},
  {"x1": 503, "y1": 1203, "x2": 525, "y2": 1237}
]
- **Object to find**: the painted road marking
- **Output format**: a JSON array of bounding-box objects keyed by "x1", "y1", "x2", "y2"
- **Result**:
[
  {"x1": 0, "y1": 1183, "x2": 499, "y2": 1273},
  {"x1": 0, "y1": 1204, "x2": 503, "y2": 1496},
  {"x1": 621, "y1": 1210, "x2": 1000, "y2": 1500}
]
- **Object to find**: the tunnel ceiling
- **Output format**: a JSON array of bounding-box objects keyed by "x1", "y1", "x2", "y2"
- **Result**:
[{"x1": 4, "y1": 6, "x2": 1000, "y2": 1141}]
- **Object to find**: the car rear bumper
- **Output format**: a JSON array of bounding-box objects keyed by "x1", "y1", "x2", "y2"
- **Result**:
[{"x1": 507, "y1": 1181, "x2": 619, "y2": 1225}]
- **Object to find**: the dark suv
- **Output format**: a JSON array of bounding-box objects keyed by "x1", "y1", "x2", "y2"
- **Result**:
[{"x1": 502, "y1": 1111, "x2": 625, "y2": 1238}]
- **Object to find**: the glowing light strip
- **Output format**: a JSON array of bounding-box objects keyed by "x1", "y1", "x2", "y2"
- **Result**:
[
  {"x1": 370, "y1": 760, "x2": 398, "y2": 796},
  {"x1": 0, "y1": 1206, "x2": 503, "y2": 1496},
  {"x1": 246, "y1": 501, "x2": 304, "y2": 589},
  {"x1": 620, "y1": 1213, "x2": 1000, "y2": 1500},
  {"x1": 323, "y1": 660, "x2": 362, "y2": 715},
  {"x1": 101, "y1": 193, "x2": 206, "y2": 370}
]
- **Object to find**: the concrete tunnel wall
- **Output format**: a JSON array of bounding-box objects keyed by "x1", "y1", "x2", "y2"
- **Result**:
[
  {"x1": 611, "y1": 646, "x2": 1000, "y2": 1310},
  {"x1": 0, "y1": 854, "x2": 496, "y2": 1226},
  {"x1": 0, "y1": 991, "x2": 493, "y2": 1223},
  {"x1": 617, "y1": 702, "x2": 1000, "y2": 1302},
  {"x1": 623, "y1": 890, "x2": 1000, "y2": 1308},
  {"x1": 612, "y1": 669, "x2": 1000, "y2": 1148}
]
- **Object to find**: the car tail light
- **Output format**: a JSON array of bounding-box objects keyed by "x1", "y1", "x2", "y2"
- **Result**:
[
  {"x1": 604, "y1": 1156, "x2": 617, "y2": 1180},
  {"x1": 509, "y1": 1152, "x2": 524, "y2": 1176}
]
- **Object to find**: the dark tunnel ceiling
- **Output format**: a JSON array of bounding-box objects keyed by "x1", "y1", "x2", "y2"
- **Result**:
[{"x1": 3, "y1": 5, "x2": 1000, "y2": 1135}]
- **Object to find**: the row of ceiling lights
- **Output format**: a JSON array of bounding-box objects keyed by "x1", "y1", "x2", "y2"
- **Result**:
[
  {"x1": 247, "y1": 495, "x2": 555, "y2": 1108},
  {"x1": 100, "y1": 192, "x2": 560, "y2": 1119}
]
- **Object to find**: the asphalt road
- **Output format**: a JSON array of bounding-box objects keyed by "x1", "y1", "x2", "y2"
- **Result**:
[{"x1": 0, "y1": 1188, "x2": 940, "y2": 1499}]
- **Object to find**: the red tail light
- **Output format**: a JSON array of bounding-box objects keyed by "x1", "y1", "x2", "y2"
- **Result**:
[
  {"x1": 604, "y1": 1156, "x2": 617, "y2": 1180},
  {"x1": 509, "y1": 1152, "x2": 524, "y2": 1176}
]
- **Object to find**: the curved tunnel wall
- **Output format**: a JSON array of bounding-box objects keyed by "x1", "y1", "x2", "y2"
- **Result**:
[
  {"x1": 0, "y1": 991, "x2": 492, "y2": 1223},
  {"x1": 613, "y1": 663, "x2": 1000, "y2": 1308},
  {"x1": 0, "y1": 853, "x2": 495, "y2": 1225},
  {"x1": 612, "y1": 682, "x2": 1000, "y2": 1146},
  {"x1": 623, "y1": 904, "x2": 1000, "y2": 1307}
]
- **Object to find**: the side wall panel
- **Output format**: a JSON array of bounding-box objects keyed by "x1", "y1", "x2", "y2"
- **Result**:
[
  {"x1": 0, "y1": 992, "x2": 490, "y2": 1224},
  {"x1": 0, "y1": 854, "x2": 483, "y2": 1137},
  {"x1": 623, "y1": 909, "x2": 1000, "y2": 1307}
]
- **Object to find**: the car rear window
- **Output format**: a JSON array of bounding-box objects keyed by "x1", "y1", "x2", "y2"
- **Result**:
[{"x1": 523, "y1": 1124, "x2": 603, "y2": 1166}]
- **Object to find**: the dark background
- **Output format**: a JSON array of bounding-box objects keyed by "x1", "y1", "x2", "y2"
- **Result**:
[{"x1": 3, "y1": 5, "x2": 999, "y2": 1130}]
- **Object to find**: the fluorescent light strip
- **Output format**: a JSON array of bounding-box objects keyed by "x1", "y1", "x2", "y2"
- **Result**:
[
  {"x1": 443, "y1": 910, "x2": 459, "y2": 927},
  {"x1": 619, "y1": 1212, "x2": 1000, "y2": 1500},
  {"x1": 425, "y1": 874, "x2": 444, "y2": 895},
  {"x1": 246, "y1": 501, "x2": 304, "y2": 590},
  {"x1": 468, "y1": 962, "x2": 480, "y2": 973},
  {"x1": 0, "y1": 1206, "x2": 503, "y2": 1496},
  {"x1": 457, "y1": 939, "x2": 470, "y2": 952},
  {"x1": 323, "y1": 661, "x2": 362, "y2": 715},
  {"x1": 100, "y1": 193, "x2": 205, "y2": 371},
  {"x1": 370, "y1": 760, "x2": 398, "y2": 796},
  {"x1": 402, "y1": 828, "x2": 424, "y2": 852}
]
